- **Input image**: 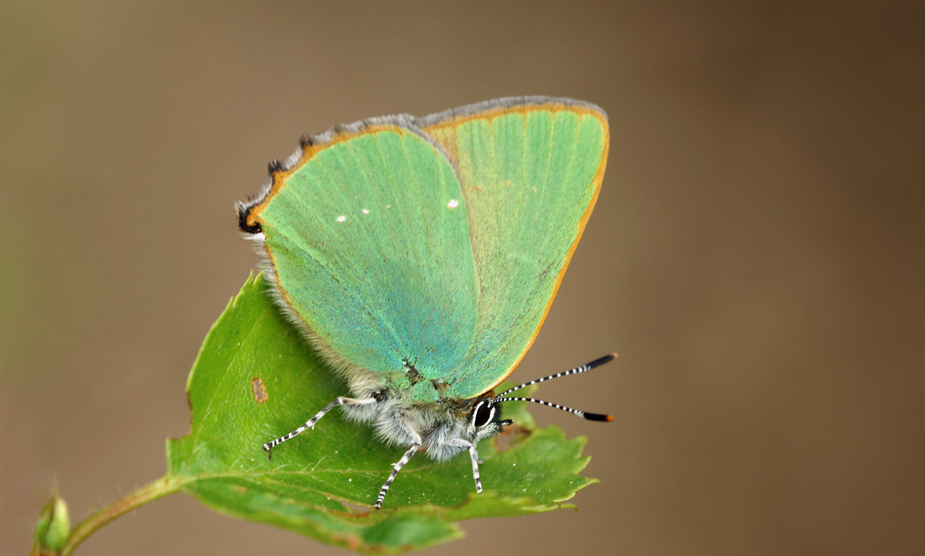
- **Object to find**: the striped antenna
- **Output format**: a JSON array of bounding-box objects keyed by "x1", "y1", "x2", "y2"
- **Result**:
[
  {"x1": 492, "y1": 396, "x2": 614, "y2": 421},
  {"x1": 495, "y1": 353, "x2": 617, "y2": 398},
  {"x1": 491, "y1": 353, "x2": 617, "y2": 422}
]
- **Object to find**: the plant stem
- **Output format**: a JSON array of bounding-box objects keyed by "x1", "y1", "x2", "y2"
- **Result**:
[{"x1": 60, "y1": 475, "x2": 186, "y2": 556}]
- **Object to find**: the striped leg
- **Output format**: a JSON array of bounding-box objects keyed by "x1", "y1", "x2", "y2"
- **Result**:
[
  {"x1": 263, "y1": 396, "x2": 375, "y2": 458},
  {"x1": 445, "y1": 438, "x2": 483, "y2": 494},
  {"x1": 374, "y1": 443, "x2": 420, "y2": 509},
  {"x1": 468, "y1": 443, "x2": 482, "y2": 493}
]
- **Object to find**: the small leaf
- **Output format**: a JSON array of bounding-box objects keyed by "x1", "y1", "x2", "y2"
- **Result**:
[
  {"x1": 33, "y1": 489, "x2": 70, "y2": 554},
  {"x1": 166, "y1": 273, "x2": 598, "y2": 554}
]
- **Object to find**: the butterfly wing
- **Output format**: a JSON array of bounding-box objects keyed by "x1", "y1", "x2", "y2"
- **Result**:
[
  {"x1": 241, "y1": 98, "x2": 608, "y2": 402},
  {"x1": 419, "y1": 98, "x2": 609, "y2": 399},
  {"x1": 241, "y1": 119, "x2": 479, "y2": 385}
]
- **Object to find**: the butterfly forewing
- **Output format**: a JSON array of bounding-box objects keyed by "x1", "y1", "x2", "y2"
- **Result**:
[{"x1": 422, "y1": 101, "x2": 609, "y2": 398}]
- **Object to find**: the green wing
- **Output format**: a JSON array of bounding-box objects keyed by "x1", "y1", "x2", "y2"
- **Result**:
[
  {"x1": 242, "y1": 122, "x2": 479, "y2": 387},
  {"x1": 421, "y1": 98, "x2": 609, "y2": 398},
  {"x1": 240, "y1": 98, "x2": 608, "y2": 401}
]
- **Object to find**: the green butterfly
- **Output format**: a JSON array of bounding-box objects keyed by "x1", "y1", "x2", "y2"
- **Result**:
[{"x1": 238, "y1": 96, "x2": 615, "y2": 509}]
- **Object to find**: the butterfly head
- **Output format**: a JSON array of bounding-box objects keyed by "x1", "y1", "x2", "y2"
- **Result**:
[{"x1": 466, "y1": 399, "x2": 513, "y2": 443}]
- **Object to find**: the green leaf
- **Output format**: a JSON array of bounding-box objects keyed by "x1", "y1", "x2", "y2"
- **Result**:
[
  {"x1": 166, "y1": 273, "x2": 598, "y2": 554},
  {"x1": 32, "y1": 488, "x2": 70, "y2": 554}
]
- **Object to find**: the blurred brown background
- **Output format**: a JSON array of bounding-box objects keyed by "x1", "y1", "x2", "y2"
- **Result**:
[{"x1": 2, "y1": 1, "x2": 923, "y2": 555}]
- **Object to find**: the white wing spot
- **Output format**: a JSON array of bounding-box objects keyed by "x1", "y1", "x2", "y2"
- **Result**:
[
  {"x1": 337, "y1": 215, "x2": 346, "y2": 222},
  {"x1": 447, "y1": 199, "x2": 459, "y2": 208}
]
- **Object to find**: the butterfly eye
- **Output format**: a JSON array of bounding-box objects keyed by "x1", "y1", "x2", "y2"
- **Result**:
[{"x1": 472, "y1": 401, "x2": 495, "y2": 428}]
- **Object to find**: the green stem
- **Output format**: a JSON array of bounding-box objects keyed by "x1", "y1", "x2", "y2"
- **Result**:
[{"x1": 60, "y1": 475, "x2": 186, "y2": 556}]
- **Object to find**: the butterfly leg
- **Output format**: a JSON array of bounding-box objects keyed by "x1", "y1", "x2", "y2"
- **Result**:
[
  {"x1": 263, "y1": 396, "x2": 377, "y2": 458},
  {"x1": 468, "y1": 443, "x2": 483, "y2": 493},
  {"x1": 443, "y1": 438, "x2": 483, "y2": 493},
  {"x1": 375, "y1": 442, "x2": 421, "y2": 509}
]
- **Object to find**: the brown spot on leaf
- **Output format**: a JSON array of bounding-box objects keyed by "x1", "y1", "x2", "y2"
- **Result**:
[
  {"x1": 494, "y1": 424, "x2": 530, "y2": 452},
  {"x1": 252, "y1": 377, "x2": 268, "y2": 403},
  {"x1": 232, "y1": 485, "x2": 247, "y2": 493}
]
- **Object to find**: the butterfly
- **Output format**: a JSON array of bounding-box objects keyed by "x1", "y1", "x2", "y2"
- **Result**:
[{"x1": 237, "y1": 96, "x2": 615, "y2": 509}]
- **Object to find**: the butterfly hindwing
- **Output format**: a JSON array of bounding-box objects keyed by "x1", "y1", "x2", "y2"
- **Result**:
[{"x1": 253, "y1": 123, "x2": 479, "y2": 381}]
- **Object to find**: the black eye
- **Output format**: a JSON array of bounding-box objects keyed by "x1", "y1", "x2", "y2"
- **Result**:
[{"x1": 472, "y1": 402, "x2": 495, "y2": 428}]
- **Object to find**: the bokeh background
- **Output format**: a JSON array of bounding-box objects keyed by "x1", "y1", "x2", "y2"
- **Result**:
[{"x1": 2, "y1": 1, "x2": 924, "y2": 555}]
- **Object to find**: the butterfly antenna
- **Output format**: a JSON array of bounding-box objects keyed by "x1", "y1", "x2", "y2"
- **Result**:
[
  {"x1": 491, "y1": 353, "x2": 617, "y2": 422},
  {"x1": 495, "y1": 353, "x2": 617, "y2": 398},
  {"x1": 493, "y1": 396, "x2": 614, "y2": 422}
]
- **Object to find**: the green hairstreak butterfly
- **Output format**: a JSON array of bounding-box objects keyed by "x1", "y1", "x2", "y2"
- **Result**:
[{"x1": 238, "y1": 96, "x2": 616, "y2": 509}]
